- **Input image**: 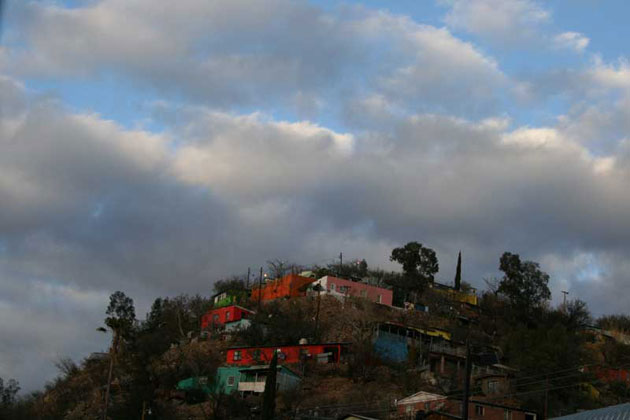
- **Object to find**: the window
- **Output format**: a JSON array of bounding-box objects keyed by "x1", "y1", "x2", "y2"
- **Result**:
[
  {"x1": 475, "y1": 405, "x2": 485, "y2": 417},
  {"x1": 488, "y1": 380, "x2": 499, "y2": 394},
  {"x1": 227, "y1": 376, "x2": 235, "y2": 386},
  {"x1": 330, "y1": 283, "x2": 336, "y2": 291},
  {"x1": 377, "y1": 294, "x2": 382, "y2": 303},
  {"x1": 504, "y1": 410, "x2": 512, "y2": 420},
  {"x1": 253, "y1": 349, "x2": 261, "y2": 360},
  {"x1": 525, "y1": 414, "x2": 536, "y2": 420},
  {"x1": 360, "y1": 290, "x2": 368, "y2": 298},
  {"x1": 225, "y1": 311, "x2": 231, "y2": 321},
  {"x1": 233, "y1": 350, "x2": 242, "y2": 361}
]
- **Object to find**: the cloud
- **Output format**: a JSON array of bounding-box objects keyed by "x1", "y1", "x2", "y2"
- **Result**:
[
  {"x1": 5, "y1": 1, "x2": 505, "y2": 117},
  {"x1": 443, "y1": 0, "x2": 550, "y2": 45},
  {"x1": 1, "y1": 0, "x2": 630, "y2": 395},
  {"x1": 553, "y1": 31, "x2": 590, "y2": 53},
  {"x1": 3, "y1": 70, "x2": 630, "y2": 390}
]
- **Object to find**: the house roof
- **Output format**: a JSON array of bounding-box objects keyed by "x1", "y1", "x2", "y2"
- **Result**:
[
  {"x1": 238, "y1": 364, "x2": 302, "y2": 379},
  {"x1": 397, "y1": 391, "x2": 447, "y2": 406},
  {"x1": 228, "y1": 342, "x2": 352, "y2": 350},
  {"x1": 339, "y1": 414, "x2": 380, "y2": 420},
  {"x1": 550, "y1": 403, "x2": 630, "y2": 420}
]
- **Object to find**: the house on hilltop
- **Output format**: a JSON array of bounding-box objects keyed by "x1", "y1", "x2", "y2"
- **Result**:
[
  {"x1": 250, "y1": 273, "x2": 315, "y2": 302},
  {"x1": 308, "y1": 275, "x2": 393, "y2": 306}
]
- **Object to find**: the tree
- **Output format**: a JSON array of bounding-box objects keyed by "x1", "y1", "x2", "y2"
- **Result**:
[
  {"x1": 101, "y1": 291, "x2": 136, "y2": 420},
  {"x1": 267, "y1": 259, "x2": 292, "y2": 279},
  {"x1": 105, "y1": 291, "x2": 136, "y2": 335},
  {"x1": 261, "y1": 351, "x2": 278, "y2": 420},
  {"x1": 213, "y1": 277, "x2": 248, "y2": 295},
  {"x1": 0, "y1": 378, "x2": 20, "y2": 406},
  {"x1": 454, "y1": 251, "x2": 462, "y2": 290},
  {"x1": 497, "y1": 252, "x2": 551, "y2": 321},
  {"x1": 389, "y1": 242, "x2": 438, "y2": 301}
]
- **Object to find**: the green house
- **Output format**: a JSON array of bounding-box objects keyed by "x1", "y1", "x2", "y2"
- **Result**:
[{"x1": 177, "y1": 365, "x2": 301, "y2": 396}]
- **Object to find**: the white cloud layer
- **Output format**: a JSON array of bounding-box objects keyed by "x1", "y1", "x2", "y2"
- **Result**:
[{"x1": 0, "y1": 0, "x2": 629, "y2": 393}]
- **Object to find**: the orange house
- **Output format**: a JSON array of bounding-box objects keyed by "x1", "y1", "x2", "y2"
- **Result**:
[{"x1": 251, "y1": 274, "x2": 315, "y2": 302}]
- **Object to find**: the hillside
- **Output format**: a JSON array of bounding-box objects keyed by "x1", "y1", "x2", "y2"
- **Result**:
[{"x1": 2, "y1": 247, "x2": 630, "y2": 419}]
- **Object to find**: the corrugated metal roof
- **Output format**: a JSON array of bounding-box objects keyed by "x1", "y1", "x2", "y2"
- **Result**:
[{"x1": 551, "y1": 403, "x2": 630, "y2": 420}]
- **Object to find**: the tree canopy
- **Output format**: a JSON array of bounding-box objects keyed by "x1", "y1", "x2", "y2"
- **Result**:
[{"x1": 497, "y1": 252, "x2": 551, "y2": 321}]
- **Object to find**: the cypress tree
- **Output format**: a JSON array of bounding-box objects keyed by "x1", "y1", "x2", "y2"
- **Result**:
[
  {"x1": 454, "y1": 251, "x2": 462, "y2": 290},
  {"x1": 261, "y1": 351, "x2": 278, "y2": 420}
]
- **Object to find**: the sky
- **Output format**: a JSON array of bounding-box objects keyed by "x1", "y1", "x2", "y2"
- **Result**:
[{"x1": 1, "y1": 0, "x2": 630, "y2": 392}]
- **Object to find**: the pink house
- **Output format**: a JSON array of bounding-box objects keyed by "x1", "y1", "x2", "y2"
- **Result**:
[{"x1": 310, "y1": 276, "x2": 393, "y2": 306}]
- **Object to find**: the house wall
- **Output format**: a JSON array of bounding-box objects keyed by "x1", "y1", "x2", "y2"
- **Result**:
[
  {"x1": 226, "y1": 344, "x2": 346, "y2": 366},
  {"x1": 250, "y1": 274, "x2": 315, "y2": 302},
  {"x1": 313, "y1": 276, "x2": 393, "y2": 306},
  {"x1": 215, "y1": 366, "x2": 243, "y2": 394},
  {"x1": 224, "y1": 318, "x2": 252, "y2": 332},
  {"x1": 201, "y1": 305, "x2": 252, "y2": 329},
  {"x1": 398, "y1": 399, "x2": 537, "y2": 420},
  {"x1": 374, "y1": 330, "x2": 409, "y2": 363},
  {"x1": 397, "y1": 396, "x2": 448, "y2": 417}
]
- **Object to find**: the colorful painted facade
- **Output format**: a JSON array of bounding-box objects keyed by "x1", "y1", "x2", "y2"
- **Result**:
[
  {"x1": 200, "y1": 305, "x2": 253, "y2": 330},
  {"x1": 431, "y1": 283, "x2": 478, "y2": 305},
  {"x1": 373, "y1": 322, "x2": 453, "y2": 364},
  {"x1": 309, "y1": 276, "x2": 393, "y2": 306},
  {"x1": 177, "y1": 365, "x2": 301, "y2": 395},
  {"x1": 250, "y1": 273, "x2": 315, "y2": 302},
  {"x1": 226, "y1": 343, "x2": 350, "y2": 366}
]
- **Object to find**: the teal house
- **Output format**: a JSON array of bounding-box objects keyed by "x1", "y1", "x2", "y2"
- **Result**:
[{"x1": 177, "y1": 365, "x2": 301, "y2": 395}]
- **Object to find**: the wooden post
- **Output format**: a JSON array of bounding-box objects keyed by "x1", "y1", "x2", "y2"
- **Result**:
[
  {"x1": 462, "y1": 340, "x2": 472, "y2": 420},
  {"x1": 141, "y1": 400, "x2": 147, "y2": 420},
  {"x1": 544, "y1": 375, "x2": 549, "y2": 420},
  {"x1": 258, "y1": 267, "x2": 263, "y2": 311},
  {"x1": 102, "y1": 330, "x2": 119, "y2": 420}
]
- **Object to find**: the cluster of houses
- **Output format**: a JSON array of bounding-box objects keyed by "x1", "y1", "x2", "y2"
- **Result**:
[
  {"x1": 176, "y1": 272, "x2": 535, "y2": 418},
  {"x1": 174, "y1": 270, "x2": 630, "y2": 419}
]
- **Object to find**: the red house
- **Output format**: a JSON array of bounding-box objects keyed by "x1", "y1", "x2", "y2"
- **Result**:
[
  {"x1": 226, "y1": 343, "x2": 351, "y2": 366},
  {"x1": 201, "y1": 305, "x2": 253, "y2": 330}
]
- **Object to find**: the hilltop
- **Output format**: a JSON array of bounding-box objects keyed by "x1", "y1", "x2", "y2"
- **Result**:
[{"x1": 1, "y1": 244, "x2": 630, "y2": 419}]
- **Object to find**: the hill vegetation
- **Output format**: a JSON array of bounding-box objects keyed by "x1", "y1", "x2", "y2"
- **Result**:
[{"x1": 2, "y1": 244, "x2": 630, "y2": 419}]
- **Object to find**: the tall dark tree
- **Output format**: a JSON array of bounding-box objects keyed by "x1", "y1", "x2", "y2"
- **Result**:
[
  {"x1": 454, "y1": 251, "x2": 462, "y2": 290},
  {"x1": 261, "y1": 351, "x2": 278, "y2": 420},
  {"x1": 101, "y1": 291, "x2": 136, "y2": 420},
  {"x1": 498, "y1": 252, "x2": 551, "y2": 322},
  {"x1": 105, "y1": 291, "x2": 136, "y2": 335},
  {"x1": 389, "y1": 242, "x2": 438, "y2": 301}
]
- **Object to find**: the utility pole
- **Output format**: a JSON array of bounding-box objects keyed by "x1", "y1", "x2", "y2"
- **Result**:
[
  {"x1": 246, "y1": 267, "x2": 251, "y2": 289},
  {"x1": 102, "y1": 330, "x2": 119, "y2": 420},
  {"x1": 562, "y1": 291, "x2": 569, "y2": 307},
  {"x1": 544, "y1": 375, "x2": 549, "y2": 420},
  {"x1": 462, "y1": 340, "x2": 472, "y2": 420},
  {"x1": 313, "y1": 283, "x2": 323, "y2": 340},
  {"x1": 339, "y1": 252, "x2": 343, "y2": 277},
  {"x1": 258, "y1": 267, "x2": 263, "y2": 311}
]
